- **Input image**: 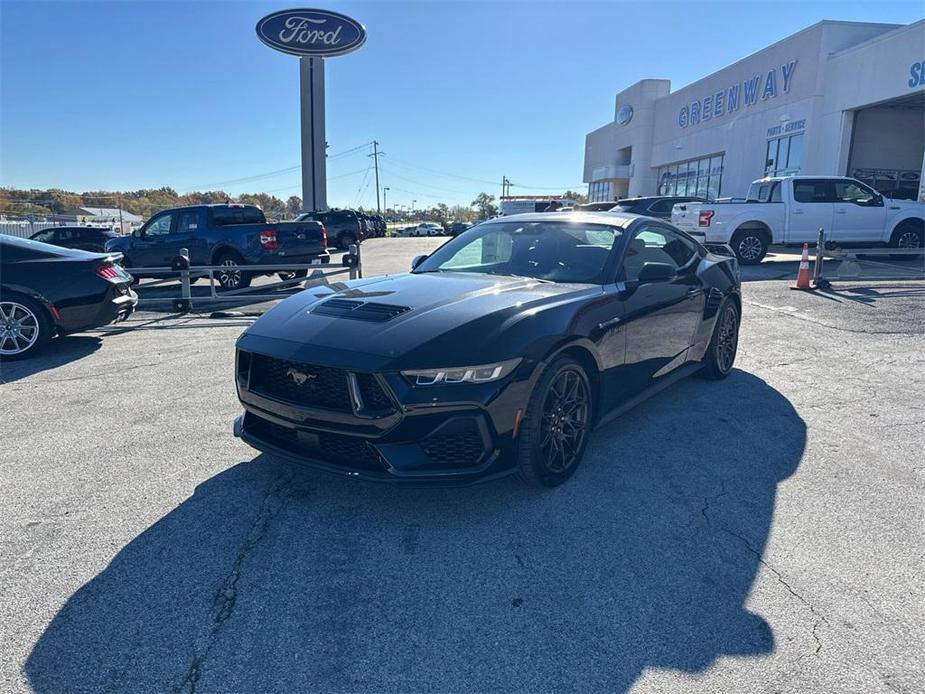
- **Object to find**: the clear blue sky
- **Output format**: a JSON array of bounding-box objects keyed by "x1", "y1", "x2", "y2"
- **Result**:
[{"x1": 2, "y1": 1, "x2": 922, "y2": 210}]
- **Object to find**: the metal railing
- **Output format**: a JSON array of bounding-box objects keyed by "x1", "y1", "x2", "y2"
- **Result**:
[
  {"x1": 809, "y1": 229, "x2": 924, "y2": 288},
  {"x1": 124, "y1": 244, "x2": 362, "y2": 312}
]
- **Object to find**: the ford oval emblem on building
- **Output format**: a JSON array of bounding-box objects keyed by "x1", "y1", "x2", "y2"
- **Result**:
[
  {"x1": 616, "y1": 104, "x2": 634, "y2": 125},
  {"x1": 256, "y1": 8, "x2": 367, "y2": 57}
]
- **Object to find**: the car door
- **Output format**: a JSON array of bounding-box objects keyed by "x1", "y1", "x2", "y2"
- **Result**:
[
  {"x1": 789, "y1": 179, "x2": 835, "y2": 243},
  {"x1": 132, "y1": 211, "x2": 176, "y2": 266},
  {"x1": 616, "y1": 223, "x2": 705, "y2": 396},
  {"x1": 169, "y1": 210, "x2": 208, "y2": 264},
  {"x1": 831, "y1": 179, "x2": 888, "y2": 243}
]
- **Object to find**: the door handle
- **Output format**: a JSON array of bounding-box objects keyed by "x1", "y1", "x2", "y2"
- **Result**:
[
  {"x1": 686, "y1": 288, "x2": 701, "y2": 298},
  {"x1": 835, "y1": 209, "x2": 847, "y2": 214},
  {"x1": 792, "y1": 210, "x2": 804, "y2": 215},
  {"x1": 597, "y1": 317, "x2": 621, "y2": 331}
]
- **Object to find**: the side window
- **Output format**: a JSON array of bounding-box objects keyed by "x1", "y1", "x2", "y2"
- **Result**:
[
  {"x1": 31, "y1": 230, "x2": 55, "y2": 243},
  {"x1": 793, "y1": 180, "x2": 831, "y2": 204},
  {"x1": 177, "y1": 212, "x2": 199, "y2": 234},
  {"x1": 58, "y1": 229, "x2": 78, "y2": 241},
  {"x1": 623, "y1": 226, "x2": 696, "y2": 281},
  {"x1": 770, "y1": 183, "x2": 782, "y2": 202},
  {"x1": 145, "y1": 213, "x2": 174, "y2": 236},
  {"x1": 834, "y1": 180, "x2": 876, "y2": 205},
  {"x1": 648, "y1": 199, "x2": 675, "y2": 215}
]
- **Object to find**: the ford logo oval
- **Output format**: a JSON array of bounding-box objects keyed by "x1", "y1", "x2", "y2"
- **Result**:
[{"x1": 256, "y1": 8, "x2": 367, "y2": 58}]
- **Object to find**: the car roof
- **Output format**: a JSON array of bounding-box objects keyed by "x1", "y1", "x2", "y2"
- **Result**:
[{"x1": 485, "y1": 211, "x2": 641, "y2": 228}]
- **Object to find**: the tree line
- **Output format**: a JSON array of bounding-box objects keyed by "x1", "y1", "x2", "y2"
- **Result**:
[{"x1": 0, "y1": 187, "x2": 588, "y2": 223}]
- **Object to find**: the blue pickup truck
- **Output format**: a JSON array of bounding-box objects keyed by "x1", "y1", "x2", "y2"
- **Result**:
[{"x1": 105, "y1": 203, "x2": 329, "y2": 290}]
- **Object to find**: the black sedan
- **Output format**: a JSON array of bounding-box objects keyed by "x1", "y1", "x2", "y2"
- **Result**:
[
  {"x1": 29, "y1": 226, "x2": 120, "y2": 253},
  {"x1": 233, "y1": 212, "x2": 741, "y2": 487},
  {"x1": 0, "y1": 235, "x2": 137, "y2": 359}
]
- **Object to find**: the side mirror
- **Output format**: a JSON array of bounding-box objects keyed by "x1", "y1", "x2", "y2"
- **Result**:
[
  {"x1": 637, "y1": 262, "x2": 676, "y2": 283},
  {"x1": 411, "y1": 254, "x2": 428, "y2": 270}
]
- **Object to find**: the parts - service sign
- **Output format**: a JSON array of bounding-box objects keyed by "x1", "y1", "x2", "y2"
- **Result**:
[{"x1": 256, "y1": 8, "x2": 366, "y2": 57}]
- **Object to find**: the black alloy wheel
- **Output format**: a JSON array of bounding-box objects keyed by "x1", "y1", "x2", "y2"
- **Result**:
[
  {"x1": 698, "y1": 298, "x2": 739, "y2": 380},
  {"x1": 731, "y1": 229, "x2": 768, "y2": 265},
  {"x1": 517, "y1": 356, "x2": 593, "y2": 487},
  {"x1": 215, "y1": 253, "x2": 251, "y2": 291}
]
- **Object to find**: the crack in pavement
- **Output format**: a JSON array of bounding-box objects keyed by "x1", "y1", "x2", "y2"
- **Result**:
[
  {"x1": 173, "y1": 470, "x2": 295, "y2": 693},
  {"x1": 700, "y1": 482, "x2": 828, "y2": 660}
]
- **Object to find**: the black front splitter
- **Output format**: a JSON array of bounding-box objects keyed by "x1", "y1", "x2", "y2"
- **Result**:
[{"x1": 233, "y1": 416, "x2": 516, "y2": 488}]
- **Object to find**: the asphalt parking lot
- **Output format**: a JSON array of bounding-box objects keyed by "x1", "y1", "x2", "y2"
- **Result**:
[{"x1": 1, "y1": 238, "x2": 923, "y2": 693}]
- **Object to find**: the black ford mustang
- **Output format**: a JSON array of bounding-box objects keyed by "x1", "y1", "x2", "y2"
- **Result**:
[
  {"x1": 233, "y1": 212, "x2": 741, "y2": 486},
  {"x1": 0, "y1": 234, "x2": 137, "y2": 359}
]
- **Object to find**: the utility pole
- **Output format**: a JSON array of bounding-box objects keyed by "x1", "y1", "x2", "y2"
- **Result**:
[{"x1": 370, "y1": 140, "x2": 383, "y2": 213}]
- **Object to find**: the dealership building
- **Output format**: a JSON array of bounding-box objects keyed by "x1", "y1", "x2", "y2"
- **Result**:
[{"x1": 583, "y1": 20, "x2": 925, "y2": 203}]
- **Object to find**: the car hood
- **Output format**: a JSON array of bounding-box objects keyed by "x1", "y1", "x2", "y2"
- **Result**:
[
  {"x1": 240, "y1": 272, "x2": 600, "y2": 368},
  {"x1": 886, "y1": 197, "x2": 925, "y2": 210}
]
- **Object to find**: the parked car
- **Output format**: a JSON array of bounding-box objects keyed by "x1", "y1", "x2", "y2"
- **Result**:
[
  {"x1": 413, "y1": 222, "x2": 445, "y2": 236},
  {"x1": 0, "y1": 234, "x2": 137, "y2": 359},
  {"x1": 612, "y1": 196, "x2": 708, "y2": 220},
  {"x1": 572, "y1": 202, "x2": 620, "y2": 212},
  {"x1": 447, "y1": 221, "x2": 473, "y2": 236},
  {"x1": 29, "y1": 226, "x2": 120, "y2": 253},
  {"x1": 672, "y1": 176, "x2": 925, "y2": 264},
  {"x1": 105, "y1": 203, "x2": 328, "y2": 290},
  {"x1": 295, "y1": 209, "x2": 367, "y2": 249},
  {"x1": 232, "y1": 211, "x2": 740, "y2": 487}
]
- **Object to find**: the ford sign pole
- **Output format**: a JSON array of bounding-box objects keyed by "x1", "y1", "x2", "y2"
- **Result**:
[
  {"x1": 256, "y1": 9, "x2": 367, "y2": 214},
  {"x1": 301, "y1": 56, "x2": 327, "y2": 212}
]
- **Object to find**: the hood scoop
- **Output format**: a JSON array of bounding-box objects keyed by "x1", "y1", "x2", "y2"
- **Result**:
[{"x1": 311, "y1": 298, "x2": 411, "y2": 322}]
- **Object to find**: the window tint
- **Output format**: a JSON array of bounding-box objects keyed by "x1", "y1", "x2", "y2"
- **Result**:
[
  {"x1": 793, "y1": 180, "x2": 832, "y2": 204},
  {"x1": 145, "y1": 213, "x2": 174, "y2": 236},
  {"x1": 623, "y1": 226, "x2": 696, "y2": 281},
  {"x1": 58, "y1": 229, "x2": 79, "y2": 241},
  {"x1": 419, "y1": 221, "x2": 621, "y2": 284},
  {"x1": 177, "y1": 212, "x2": 200, "y2": 234},
  {"x1": 31, "y1": 230, "x2": 55, "y2": 243},
  {"x1": 210, "y1": 206, "x2": 265, "y2": 225},
  {"x1": 648, "y1": 199, "x2": 675, "y2": 215},
  {"x1": 834, "y1": 180, "x2": 875, "y2": 204},
  {"x1": 769, "y1": 183, "x2": 782, "y2": 203}
]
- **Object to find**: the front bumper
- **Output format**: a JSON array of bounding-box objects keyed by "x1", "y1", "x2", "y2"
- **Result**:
[{"x1": 233, "y1": 348, "x2": 536, "y2": 485}]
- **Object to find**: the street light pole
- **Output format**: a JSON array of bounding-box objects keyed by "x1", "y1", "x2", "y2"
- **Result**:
[{"x1": 383, "y1": 187, "x2": 389, "y2": 214}]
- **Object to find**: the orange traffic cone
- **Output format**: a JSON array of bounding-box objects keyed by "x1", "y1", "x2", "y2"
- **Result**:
[{"x1": 790, "y1": 243, "x2": 812, "y2": 290}]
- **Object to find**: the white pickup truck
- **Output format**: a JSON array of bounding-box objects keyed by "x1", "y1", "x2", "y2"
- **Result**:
[{"x1": 671, "y1": 175, "x2": 924, "y2": 264}]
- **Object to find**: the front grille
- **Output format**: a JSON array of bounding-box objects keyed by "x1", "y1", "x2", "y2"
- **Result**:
[
  {"x1": 249, "y1": 354, "x2": 352, "y2": 412},
  {"x1": 245, "y1": 414, "x2": 386, "y2": 472},
  {"x1": 421, "y1": 418, "x2": 486, "y2": 467}
]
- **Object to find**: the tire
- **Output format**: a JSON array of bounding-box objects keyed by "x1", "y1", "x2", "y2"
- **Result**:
[
  {"x1": 214, "y1": 252, "x2": 251, "y2": 291},
  {"x1": 730, "y1": 229, "x2": 768, "y2": 265},
  {"x1": 889, "y1": 220, "x2": 923, "y2": 259},
  {"x1": 277, "y1": 270, "x2": 308, "y2": 281},
  {"x1": 516, "y1": 356, "x2": 594, "y2": 487},
  {"x1": 697, "y1": 298, "x2": 740, "y2": 380},
  {"x1": 0, "y1": 295, "x2": 52, "y2": 360},
  {"x1": 337, "y1": 232, "x2": 358, "y2": 250}
]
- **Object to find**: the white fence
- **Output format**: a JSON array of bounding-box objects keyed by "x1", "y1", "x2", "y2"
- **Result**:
[{"x1": 0, "y1": 221, "x2": 62, "y2": 239}]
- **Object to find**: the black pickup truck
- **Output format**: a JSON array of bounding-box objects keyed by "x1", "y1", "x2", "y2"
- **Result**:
[{"x1": 105, "y1": 204, "x2": 329, "y2": 289}]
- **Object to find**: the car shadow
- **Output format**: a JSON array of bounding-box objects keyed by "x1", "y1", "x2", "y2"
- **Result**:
[
  {"x1": 0, "y1": 334, "x2": 102, "y2": 383},
  {"x1": 26, "y1": 370, "x2": 805, "y2": 693}
]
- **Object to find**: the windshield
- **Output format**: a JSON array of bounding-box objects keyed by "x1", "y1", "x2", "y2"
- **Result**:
[{"x1": 414, "y1": 220, "x2": 622, "y2": 284}]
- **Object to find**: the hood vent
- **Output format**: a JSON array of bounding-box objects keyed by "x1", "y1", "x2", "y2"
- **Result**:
[{"x1": 312, "y1": 298, "x2": 411, "y2": 322}]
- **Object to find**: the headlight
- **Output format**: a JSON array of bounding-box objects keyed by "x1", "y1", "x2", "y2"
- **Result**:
[{"x1": 402, "y1": 358, "x2": 522, "y2": 386}]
